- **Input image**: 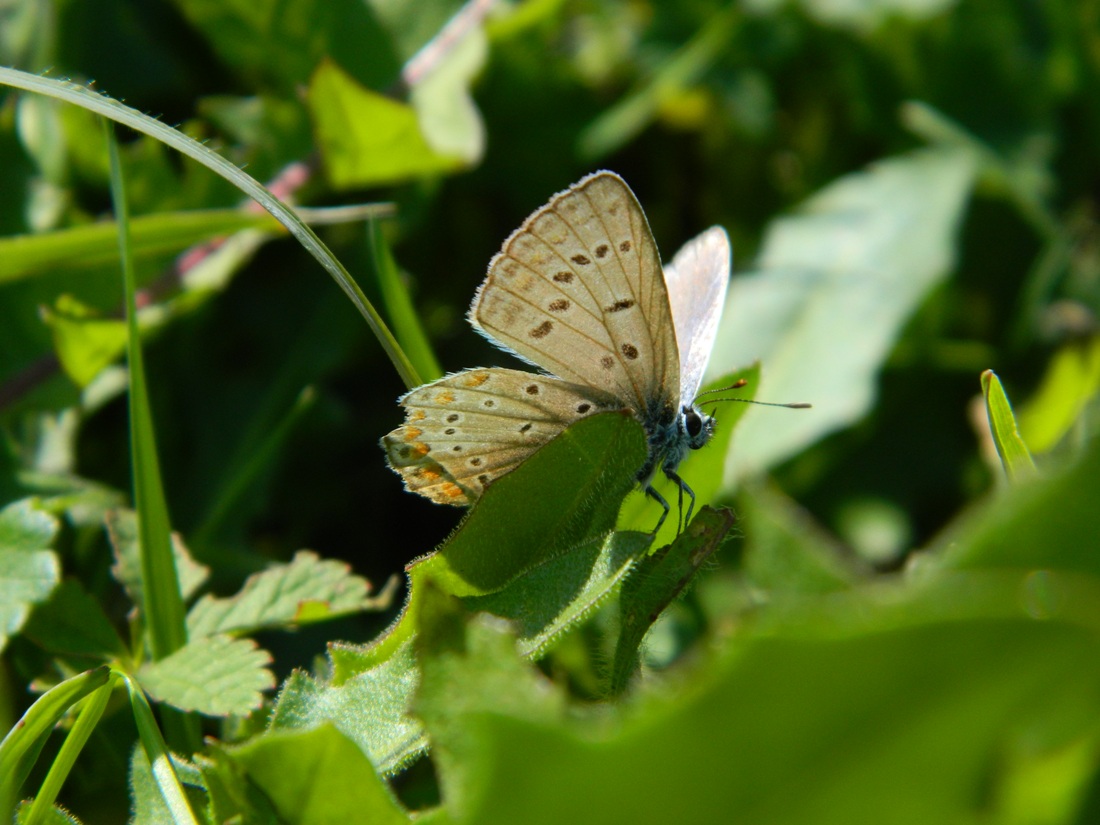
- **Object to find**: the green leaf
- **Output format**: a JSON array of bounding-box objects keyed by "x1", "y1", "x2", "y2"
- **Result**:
[
  {"x1": 309, "y1": 59, "x2": 462, "y2": 189},
  {"x1": 15, "y1": 799, "x2": 82, "y2": 824},
  {"x1": 424, "y1": 412, "x2": 647, "y2": 598},
  {"x1": 107, "y1": 509, "x2": 210, "y2": 608},
  {"x1": 40, "y1": 294, "x2": 128, "y2": 388},
  {"x1": 464, "y1": 529, "x2": 651, "y2": 659},
  {"x1": 935, "y1": 431, "x2": 1100, "y2": 575},
  {"x1": 0, "y1": 208, "x2": 283, "y2": 287},
  {"x1": 224, "y1": 725, "x2": 408, "y2": 823},
  {"x1": 269, "y1": 414, "x2": 647, "y2": 775},
  {"x1": 452, "y1": 596, "x2": 1100, "y2": 825},
  {"x1": 407, "y1": 22, "x2": 487, "y2": 164},
  {"x1": 269, "y1": 637, "x2": 425, "y2": 775},
  {"x1": 709, "y1": 148, "x2": 977, "y2": 482},
  {"x1": 137, "y1": 635, "x2": 275, "y2": 717},
  {"x1": 0, "y1": 666, "x2": 112, "y2": 817},
  {"x1": 798, "y1": 0, "x2": 956, "y2": 29},
  {"x1": 981, "y1": 369, "x2": 1037, "y2": 481},
  {"x1": 611, "y1": 505, "x2": 735, "y2": 695},
  {"x1": 22, "y1": 579, "x2": 128, "y2": 661},
  {"x1": 0, "y1": 498, "x2": 60, "y2": 653},
  {"x1": 185, "y1": 550, "x2": 393, "y2": 638},
  {"x1": 1018, "y1": 336, "x2": 1100, "y2": 453},
  {"x1": 195, "y1": 743, "x2": 281, "y2": 824},
  {"x1": 414, "y1": 581, "x2": 565, "y2": 816},
  {"x1": 740, "y1": 482, "x2": 861, "y2": 594}
]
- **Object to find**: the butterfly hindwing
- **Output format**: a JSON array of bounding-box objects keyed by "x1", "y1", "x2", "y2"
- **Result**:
[
  {"x1": 381, "y1": 367, "x2": 620, "y2": 505},
  {"x1": 471, "y1": 171, "x2": 680, "y2": 418}
]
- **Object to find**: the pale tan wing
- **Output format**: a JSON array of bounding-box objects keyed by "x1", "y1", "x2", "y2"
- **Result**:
[
  {"x1": 470, "y1": 171, "x2": 680, "y2": 417},
  {"x1": 380, "y1": 367, "x2": 620, "y2": 505}
]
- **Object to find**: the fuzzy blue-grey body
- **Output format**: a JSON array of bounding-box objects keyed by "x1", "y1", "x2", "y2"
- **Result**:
[{"x1": 635, "y1": 400, "x2": 717, "y2": 531}]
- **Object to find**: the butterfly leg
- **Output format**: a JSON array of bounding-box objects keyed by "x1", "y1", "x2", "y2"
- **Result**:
[
  {"x1": 663, "y1": 469, "x2": 695, "y2": 533},
  {"x1": 644, "y1": 483, "x2": 671, "y2": 534}
]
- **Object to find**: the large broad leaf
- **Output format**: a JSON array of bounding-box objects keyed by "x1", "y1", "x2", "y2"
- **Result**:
[
  {"x1": 709, "y1": 147, "x2": 977, "y2": 483},
  {"x1": 413, "y1": 582, "x2": 567, "y2": 819},
  {"x1": 453, "y1": 612, "x2": 1100, "y2": 825},
  {"x1": 424, "y1": 433, "x2": 1100, "y2": 825}
]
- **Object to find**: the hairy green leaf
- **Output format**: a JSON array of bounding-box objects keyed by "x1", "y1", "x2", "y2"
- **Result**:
[
  {"x1": 186, "y1": 550, "x2": 392, "y2": 638},
  {"x1": 137, "y1": 635, "x2": 275, "y2": 717},
  {"x1": 0, "y1": 498, "x2": 60, "y2": 654}
]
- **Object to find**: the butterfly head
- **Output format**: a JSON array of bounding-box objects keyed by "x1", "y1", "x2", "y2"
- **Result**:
[{"x1": 682, "y1": 404, "x2": 715, "y2": 451}]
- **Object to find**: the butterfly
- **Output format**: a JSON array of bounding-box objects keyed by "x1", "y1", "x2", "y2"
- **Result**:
[{"x1": 381, "y1": 171, "x2": 730, "y2": 532}]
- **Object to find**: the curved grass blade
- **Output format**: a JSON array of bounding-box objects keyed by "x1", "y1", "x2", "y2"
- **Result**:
[
  {"x1": 23, "y1": 682, "x2": 112, "y2": 825},
  {"x1": 0, "y1": 666, "x2": 111, "y2": 818}
]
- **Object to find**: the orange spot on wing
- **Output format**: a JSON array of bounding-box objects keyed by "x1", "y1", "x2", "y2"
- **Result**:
[
  {"x1": 464, "y1": 373, "x2": 490, "y2": 387},
  {"x1": 417, "y1": 468, "x2": 441, "y2": 481},
  {"x1": 410, "y1": 442, "x2": 430, "y2": 457},
  {"x1": 441, "y1": 482, "x2": 464, "y2": 499},
  {"x1": 409, "y1": 410, "x2": 426, "y2": 422},
  {"x1": 435, "y1": 390, "x2": 456, "y2": 403},
  {"x1": 403, "y1": 427, "x2": 422, "y2": 441}
]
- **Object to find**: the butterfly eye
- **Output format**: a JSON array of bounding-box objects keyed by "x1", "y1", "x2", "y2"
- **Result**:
[{"x1": 684, "y1": 408, "x2": 703, "y2": 439}]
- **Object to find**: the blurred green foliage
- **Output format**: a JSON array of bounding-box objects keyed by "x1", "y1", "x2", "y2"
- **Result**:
[{"x1": 2, "y1": 0, "x2": 1100, "y2": 821}]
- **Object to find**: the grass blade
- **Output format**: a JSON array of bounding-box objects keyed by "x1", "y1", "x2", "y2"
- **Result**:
[
  {"x1": 106, "y1": 122, "x2": 199, "y2": 752},
  {"x1": 981, "y1": 369, "x2": 1037, "y2": 482},
  {"x1": 23, "y1": 682, "x2": 113, "y2": 825},
  {"x1": 0, "y1": 666, "x2": 111, "y2": 817},
  {"x1": 369, "y1": 218, "x2": 443, "y2": 383}
]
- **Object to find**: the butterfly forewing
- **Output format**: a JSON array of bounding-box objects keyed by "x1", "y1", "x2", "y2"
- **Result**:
[
  {"x1": 663, "y1": 227, "x2": 731, "y2": 402},
  {"x1": 471, "y1": 172, "x2": 679, "y2": 417},
  {"x1": 381, "y1": 367, "x2": 619, "y2": 505}
]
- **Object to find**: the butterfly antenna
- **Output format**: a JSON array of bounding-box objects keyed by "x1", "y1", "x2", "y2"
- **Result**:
[
  {"x1": 718, "y1": 398, "x2": 812, "y2": 409},
  {"x1": 693, "y1": 379, "x2": 811, "y2": 410},
  {"x1": 693, "y1": 379, "x2": 748, "y2": 401}
]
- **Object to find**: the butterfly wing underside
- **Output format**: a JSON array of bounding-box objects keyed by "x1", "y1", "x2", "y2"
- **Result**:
[
  {"x1": 663, "y1": 226, "x2": 731, "y2": 402},
  {"x1": 471, "y1": 172, "x2": 680, "y2": 419},
  {"x1": 381, "y1": 367, "x2": 619, "y2": 505}
]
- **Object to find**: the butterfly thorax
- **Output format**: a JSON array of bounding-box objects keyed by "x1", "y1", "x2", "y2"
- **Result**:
[{"x1": 636, "y1": 402, "x2": 715, "y2": 486}]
